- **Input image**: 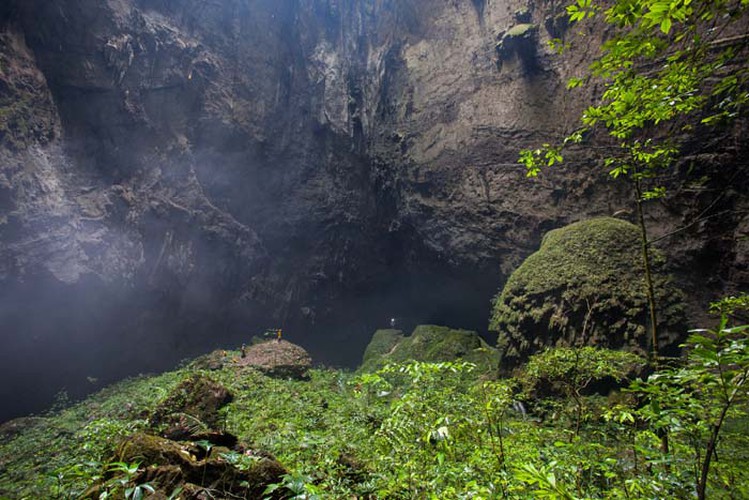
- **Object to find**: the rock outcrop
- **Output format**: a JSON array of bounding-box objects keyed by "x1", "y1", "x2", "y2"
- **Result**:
[
  {"x1": 235, "y1": 340, "x2": 312, "y2": 379},
  {"x1": 80, "y1": 373, "x2": 288, "y2": 499},
  {"x1": 359, "y1": 324, "x2": 497, "y2": 373},
  {"x1": 0, "y1": 0, "x2": 746, "y2": 419},
  {"x1": 490, "y1": 218, "x2": 687, "y2": 371},
  {"x1": 150, "y1": 374, "x2": 233, "y2": 439},
  {"x1": 85, "y1": 432, "x2": 287, "y2": 499}
]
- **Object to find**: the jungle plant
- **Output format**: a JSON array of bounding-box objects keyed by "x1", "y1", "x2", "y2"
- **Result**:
[
  {"x1": 195, "y1": 439, "x2": 213, "y2": 487},
  {"x1": 632, "y1": 313, "x2": 749, "y2": 499},
  {"x1": 522, "y1": 346, "x2": 645, "y2": 435},
  {"x1": 513, "y1": 461, "x2": 579, "y2": 500},
  {"x1": 710, "y1": 292, "x2": 749, "y2": 324},
  {"x1": 263, "y1": 472, "x2": 323, "y2": 500},
  {"x1": 356, "y1": 361, "x2": 482, "y2": 497},
  {"x1": 476, "y1": 379, "x2": 517, "y2": 482},
  {"x1": 98, "y1": 461, "x2": 154, "y2": 500},
  {"x1": 218, "y1": 450, "x2": 261, "y2": 471},
  {"x1": 520, "y1": 0, "x2": 749, "y2": 360}
]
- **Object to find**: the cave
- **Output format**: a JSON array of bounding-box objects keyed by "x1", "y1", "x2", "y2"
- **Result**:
[{"x1": 0, "y1": 0, "x2": 747, "y2": 422}]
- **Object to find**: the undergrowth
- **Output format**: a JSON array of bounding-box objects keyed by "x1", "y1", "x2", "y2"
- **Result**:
[{"x1": 1, "y1": 325, "x2": 748, "y2": 499}]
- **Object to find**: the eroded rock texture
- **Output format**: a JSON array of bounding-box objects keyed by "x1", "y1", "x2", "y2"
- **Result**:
[
  {"x1": 0, "y1": 0, "x2": 746, "y2": 418},
  {"x1": 491, "y1": 218, "x2": 687, "y2": 371}
]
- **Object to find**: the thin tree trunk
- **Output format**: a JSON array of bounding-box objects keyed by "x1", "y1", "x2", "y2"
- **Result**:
[
  {"x1": 634, "y1": 179, "x2": 659, "y2": 363},
  {"x1": 634, "y1": 177, "x2": 670, "y2": 458},
  {"x1": 697, "y1": 404, "x2": 730, "y2": 500}
]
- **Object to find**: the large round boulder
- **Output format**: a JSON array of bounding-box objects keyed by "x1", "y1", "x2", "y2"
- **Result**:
[
  {"x1": 235, "y1": 340, "x2": 312, "y2": 379},
  {"x1": 490, "y1": 217, "x2": 686, "y2": 371}
]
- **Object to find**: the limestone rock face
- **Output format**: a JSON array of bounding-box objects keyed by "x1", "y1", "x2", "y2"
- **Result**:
[
  {"x1": 359, "y1": 324, "x2": 497, "y2": 373},
  {"x1": 236, "y1": 340, "x2": 312, "y2": 379},
  {"x1": 490, "y1": 218, "x2": 687, "y2": 371},
  {"x1": 0, "y1": 0, "x2": 746, "y2": 418}
]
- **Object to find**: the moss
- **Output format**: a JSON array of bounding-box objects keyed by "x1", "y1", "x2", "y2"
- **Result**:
[
  {"x1": 150, "y1": 375, "x2": 233, "y2": 437},
  {"x1": 116, "y1": 432, "x2": 194, "y2": 466},
  {"x1": 102, "y1": 432, "x2": 287, "y2": 499},
  {"x1": 359, "y1": 329, "x2": 404, "y2": 372},
  {"x1": 0, "y1": 33, "x2": 58, "y2": 150},
  {"x1": 490, "y1": 217, "x2": 686, "y2": 371},
  {"x1": 359, "y1": 325, "x2": 497, "y2": 374},
  {"x1": 505, "y1": 23, "x2": 537, "y2": 38}
]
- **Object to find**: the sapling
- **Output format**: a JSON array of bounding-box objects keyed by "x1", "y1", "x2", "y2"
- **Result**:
[{"x1": 632, "y1": 307, "x2": 749, "y2": 500}]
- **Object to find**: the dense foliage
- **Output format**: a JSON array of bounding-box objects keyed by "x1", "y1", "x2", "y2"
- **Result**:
[
  {"x1": 521, "y1": 0, "x2": 749, "y2": 179},
  {"x1": 520, "y1": 0, "x2": 749, "y2": 362},
  {"x1": 1, "y1": 305, "x2": 748, "y2": 499}
]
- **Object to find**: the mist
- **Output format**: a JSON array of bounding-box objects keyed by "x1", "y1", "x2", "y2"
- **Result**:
[{"x1": 2, "y1": 0, "x2": 745, "y2": 425}]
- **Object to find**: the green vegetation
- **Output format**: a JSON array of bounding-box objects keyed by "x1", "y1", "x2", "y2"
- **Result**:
[
  {"x1": 505, "y1": 23, "x2": 537, "y2": 38},
  {"x1": 1, "y1": 308, "x2": 748, "y2": 499},
  {"x1": 0, "y1": 33, "x2": 56, "y2": 150},
  {"x1": 359, "y1": 325, "x2": 497, "y2": 374},
  {"x1": 490, "y1": 217, "x2": 685, "y2": 370},
  {"x1": 521, "y1": 0, "x2": 749, "y2": 181},
  {"x1": 519, "y1": 0, "x2": 749, "y2": 359},
  {"x1": 521, "y1": 347, "x2": 645, "y2": 435}
]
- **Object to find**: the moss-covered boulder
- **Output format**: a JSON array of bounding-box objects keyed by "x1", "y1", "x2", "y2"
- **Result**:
[
  {"x1": 359, "y1": 325, "x2": 497, "y2": 373},
  {"x1": 490, "y1": 217, "x2": 686, "y2": 372},
  {"x1": 150, "y1": 375, "x2": 233, "y2": 439}
]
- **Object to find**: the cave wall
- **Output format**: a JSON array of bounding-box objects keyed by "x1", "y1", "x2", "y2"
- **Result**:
[{"x1": 0, "y1": 0, "x2": 746, "y2": 419}]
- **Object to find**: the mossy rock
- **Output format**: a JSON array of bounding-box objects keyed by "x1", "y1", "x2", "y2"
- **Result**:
[
  {"x1": 358, "y1": 325, "x2": 497, "y2": 374},
  {"x1": 188, "y1": 349, "x2": 232, "y2": 371},
  {"x1": 505, "y1": 23, "x2": 537, "y2": 38},
  {"x1": 150, "y1": 375, "x2": 233, "y2": 438},
  {"x1": 359, "y1": 329, "x2": 404, "y2": 370},
  {"x1": 490, "y1": 217, "x2": 686, "y2": 372},
  {"x1": 495, "y1": 23, "x2": 540, "y2": 73},
  {"x1": 83, "y1": 432, "x2": 287, "y2": 499}
]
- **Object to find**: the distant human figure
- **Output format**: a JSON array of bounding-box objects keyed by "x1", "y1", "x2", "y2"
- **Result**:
[
  {"x1": 276, "y1": 329, "x2": 282, "y2": 342},
  {"x1": 390, "y1": 317, "x2": 396, "y2": 328},
  {"x1": 241, "y1": 343, "x2": 247, "y2": 358}
]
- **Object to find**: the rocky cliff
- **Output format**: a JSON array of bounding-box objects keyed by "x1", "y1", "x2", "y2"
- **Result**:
[{"x1": 0, "y1": 0, "x2": 746, "y2": 418}]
